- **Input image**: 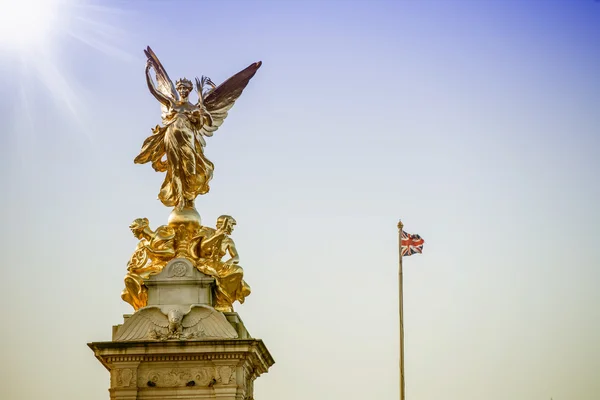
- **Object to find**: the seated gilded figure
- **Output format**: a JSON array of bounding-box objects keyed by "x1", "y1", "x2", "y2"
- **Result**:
[
  {"x1": 192, "y1": 215, "x2": 251, "y2": 312},
  {"x1": 121, "y1": 218, "x2": 175, "y2": 311}
]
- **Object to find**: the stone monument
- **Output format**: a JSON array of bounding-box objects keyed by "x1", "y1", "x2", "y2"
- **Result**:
[{"x1": 88, "y1": 46, "x2": 274, "y2": 400}]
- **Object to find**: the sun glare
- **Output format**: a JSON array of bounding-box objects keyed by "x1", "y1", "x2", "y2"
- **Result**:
[
  {"x1": 1, "y1": 0, "x2": 132, "y2": 146},
  {"x1": 0, "y1": 0, "x2": 66, "y2": 52}
]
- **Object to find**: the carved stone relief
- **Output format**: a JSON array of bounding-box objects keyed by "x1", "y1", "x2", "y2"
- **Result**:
[
  {"x1": 113, "y1": 368, "x2": 134, "y2": 387},
  {"x1": 141, "y1": 367, "x2": 215, "y2": 387},
  {"x1": 216, "y1": 365, "x2": 236, "y2": 385},
  {"x1": 167, "y1": 261, "x2": 190, "y2": 277}
]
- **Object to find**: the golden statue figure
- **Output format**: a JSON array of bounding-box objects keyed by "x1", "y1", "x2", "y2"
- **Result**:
[
  {"x1": 121, "y1": 218, "x2": 176, "y2": 310},
  {"x1": 134, "y1": 47, "x2": 261, "y2": 212},
  {"x1": 120, "y1": 47, "x2": 258, "y2": 314},
  {"x1": 192, "y1": 215, "x2": 251, "y2": 312}
]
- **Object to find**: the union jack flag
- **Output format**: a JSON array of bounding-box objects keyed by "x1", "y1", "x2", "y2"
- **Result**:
[{"x1": 401, "y1": 231, "x2": 424, "y2": 256}]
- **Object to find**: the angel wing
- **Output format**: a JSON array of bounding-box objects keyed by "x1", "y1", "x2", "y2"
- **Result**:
[
  {"x1": 197, "y1": 61, "x2": 262, "y2": 138},
  {"x1": 181, "y1": 305, "x2": 238, "y2": 339},
  {"x1": 144, "y1": 46, "x2": 179, "y2": 116}
]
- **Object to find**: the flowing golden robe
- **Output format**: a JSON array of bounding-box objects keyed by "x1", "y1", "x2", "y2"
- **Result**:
[
  {"x1": 134, "y1": 106, "x2": 214, "y2": 208},
  {"x1": 194, "y1": 226, "x2": 251, "y2": 312},
  {"x1": 121, "y1": 223, "x2": 176, "y2": 310}
]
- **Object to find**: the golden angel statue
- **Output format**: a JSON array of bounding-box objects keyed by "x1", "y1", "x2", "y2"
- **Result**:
[{"x1": 135, "y1": 46, "x2": 261, "y2": 211}]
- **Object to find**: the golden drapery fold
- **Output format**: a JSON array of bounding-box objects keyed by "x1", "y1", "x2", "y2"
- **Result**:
[
  {"x1": 197, "y1": 258, "x2": 251, "y2": 312},
  {"x1": 193, "y1": 216, "x2": 251, "y2": 312},
  {"x1": 135, "y1": 112, "x2": 214, "y2": 209},
  {"x1": 121, "y1": 219, "x2": 175, "y2": 311}
]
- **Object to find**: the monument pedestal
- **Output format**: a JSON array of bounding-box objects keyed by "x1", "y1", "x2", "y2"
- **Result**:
[
  {"x1": 89, "y1": 338, "x2": 273, "y2": 400},
  {"x1": 89, "y1": 258, "x2": 274, "y2": 400}
]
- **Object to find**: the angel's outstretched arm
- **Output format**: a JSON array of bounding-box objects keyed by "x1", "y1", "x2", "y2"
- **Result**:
[{"x1": 146, "y1": 62, "x2": 172, "y2": 109}]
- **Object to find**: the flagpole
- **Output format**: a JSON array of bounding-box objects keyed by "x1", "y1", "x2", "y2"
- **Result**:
[{"x1": 398, "y1": 220, "x2": 406, "y2": 400}]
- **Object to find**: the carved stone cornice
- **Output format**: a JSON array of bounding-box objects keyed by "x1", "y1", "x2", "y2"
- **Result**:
[{"x1": 88, "y1": 339, "x2": 274, "y2": 374}]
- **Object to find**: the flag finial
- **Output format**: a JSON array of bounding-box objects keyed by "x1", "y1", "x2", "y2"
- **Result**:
[{"x1": 397, "y1": 220, "x2": 404, "y2": 230}]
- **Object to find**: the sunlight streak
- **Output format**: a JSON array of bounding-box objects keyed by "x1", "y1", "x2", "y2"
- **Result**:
[
  {"x1": 0, "y1": 0, "x2": 133, "y2": 145},
  {"x1": 65, "y1": 16, "x2": 135, "y2": 62},
  {"x1": 0, "y1": 0, "x2": 64, "y2": 51}
]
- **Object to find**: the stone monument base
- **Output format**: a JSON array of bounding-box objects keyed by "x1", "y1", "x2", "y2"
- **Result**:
[
  {"x1": 91, "y1": 258, "x2": 273, "y2": 399},
  {"x1": 88, "y1": 338, "x2": 273, "y2": 400}
]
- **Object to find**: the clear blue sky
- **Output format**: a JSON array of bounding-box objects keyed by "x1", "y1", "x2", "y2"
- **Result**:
[{"x1": 0, "y1": 1, "x2": 599, "y2": 399}]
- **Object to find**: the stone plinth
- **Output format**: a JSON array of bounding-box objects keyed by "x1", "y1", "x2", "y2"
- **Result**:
[
  {"x1": 146, "y1": 258, "x2": 215, "y2": 309},
  {"x1": 91, "y1": 257, "x2": 274, "y2": 399},
  {"x1": 89, "y1": 339, "x2": 273, "y2": 400}
]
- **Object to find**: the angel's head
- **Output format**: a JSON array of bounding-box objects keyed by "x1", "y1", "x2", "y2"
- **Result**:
[{"x1": 176, "y1": 78, "x2": 193, "y2": 99}]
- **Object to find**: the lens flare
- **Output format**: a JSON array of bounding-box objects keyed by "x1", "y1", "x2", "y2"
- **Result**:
[
  {"x1": 0, "y1": 0, "x2": 65, "y2": 53},
  {"x1": 1, "y1": 0, "x2": 132, "y2": 145}
]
